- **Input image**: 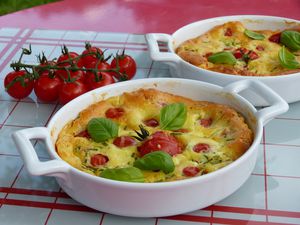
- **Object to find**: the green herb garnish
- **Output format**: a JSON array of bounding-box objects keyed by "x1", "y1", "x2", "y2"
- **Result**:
[
  {"x1": 101, "y1": 167, "x2": 144, "y2": 182},
  {"x1": 134, "y1": 151, "x2": 175, "y2": 174},
  {"x1": 160, "y1": 102, "x2": 187, "y2": 130},
  {"x1": 278, "y1": 46, "x2": 300, "y2": 69},
  {"x1": 208, "y1": 51, "x2": 237, "y2": 65},
  {"x1": 244, "y1": 29, "x2": 265, "y2": 40},
  {"x1": 87, "y1": 118, "x2": 118, "y2": 142},
  {"x1": 280, "y1": 30, "x2": 300, "y2": 51}
]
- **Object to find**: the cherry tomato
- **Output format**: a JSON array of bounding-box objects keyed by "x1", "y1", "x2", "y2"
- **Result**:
[
  {"x1": 57, "y1": 51, "x2": 82, "y2": 67},
  {"x1": 34, "y1": 75, "x2": 62, "y2": 102},
  {"x1": 199, "y1": 118, "x2": 212, "y2": 127},
  {"x1": 111, "y1": 53, "x2": 136, "y2": 80},
  {"x1": 86, "y1": 72, "x2": 115, "y2": 90},
  {"x1": 90, "y1": 154, "x2": 109, "y2": 167},
  {"x1": 59, "y1": 81, "x2": 88, "y2": 105},
  {"x1": 183, "y1": 166, "x2": 200, "y2": 177},
  {"x1": 224, "y1": 28, "x2": 232, "y2": 36},
  {"x1": 193, "y1": 143, "x2": 210, "y2": 153},
  {"x1": 248, "y1": 51, "x2": 259, "y2": 60},
  {"x1": 143, "y1": 118, "x2": 159, "y2": 127},
  {"x1": 81, "y1": 45, "x2": 103, "y2": 67},
  {"x1": 105, "y1": 107, "x2": 125, "y2": 119},
  {"x1": 113, "y1": 136, "x2": 136, "y2": 148},
  {"x1": 256, "y1": 45, "x2": 265, "y2": 51},
  {"x1": 269, "y1": 33, "x2": 281, "y2": 43},
  {"x1": 4, "y1": 70, "x2": 34, "y2": 99},
  {"x1": 37, "y1": 60, "x2": 56, "y2": 76},
  {"x1": 75, "y1": 130, "x2": 91, "y2": 138},
  {"x1": 56, "y1": 69, "x2": 85, "y2": 83},
  {"x1": 138, "y1": 131, "x2": 182, "y2": 157}
]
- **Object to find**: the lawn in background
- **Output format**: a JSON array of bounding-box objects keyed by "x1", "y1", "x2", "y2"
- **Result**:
[{"x1": 0, "y1": 0, "x2": 59, "y2": 16}]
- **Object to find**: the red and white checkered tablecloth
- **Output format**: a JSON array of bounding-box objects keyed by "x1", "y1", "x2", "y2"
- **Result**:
[{"x1": 0, "y1": 27, "x2": 299, "y2": 225}]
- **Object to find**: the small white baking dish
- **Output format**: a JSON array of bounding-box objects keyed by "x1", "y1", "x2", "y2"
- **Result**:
[
  {"x1": 13, "y1": 78, "x2": 288, "y2": 217},
  {"x1": 146, "y1": 15, "x2": 300, "y2": 106}
]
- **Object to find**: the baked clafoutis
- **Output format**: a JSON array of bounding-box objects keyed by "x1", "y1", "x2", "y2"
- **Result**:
[
  {"x1": 176, "y1": 21, "x2": 300, "y2": 76},
  {"x1": 56, "y1": 89, "x2": 253, "y2": 183}
]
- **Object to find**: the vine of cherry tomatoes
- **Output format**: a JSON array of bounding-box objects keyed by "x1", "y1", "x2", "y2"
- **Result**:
[{"x1": 4, "y1": 43, "x2": 137, "y2": 105}]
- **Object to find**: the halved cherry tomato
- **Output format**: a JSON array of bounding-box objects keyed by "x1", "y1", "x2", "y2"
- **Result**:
[
  {"x1": 34, "y1": 75, "x2": 62, "y2": 102},
  {"x1": 193, "y1": 143, "x2": 210, "y2": 153},
  {"x1": 4, "y1": 70, "x2": 34, "y2": 99},
  {"x1": 138, "y1": 131, "x2": 182, "y2": 157},
  {"x1": 113, "y1": 136, "x2": 136, "y2": 148},
  {"x1": 224, "y1": 28, "x2": 232, "y2": 36},
  {"x1": 256, "y1": 45, "x2": 265, "y2": 51},
  {"x1": 143, "y1": 118, "x2": 159, "y2": 127},
  {"x1": 75, "y1": 130, "x2": 91, "y2": 138},
  {"x1": 81, "y1": 45, "x2": 103, "y2": 68},
  {"x1": 105, "y1": 107, "x2": 125, "y2": 119},
  {"x1": 248, "y1": 51, "x2": 259, "y2": 60},
  {"x1": 269, "y1": 33, "x2": 281, "y2": 43},
  {"x1": 111, "y1": 53, "x2": 136, "y2": 80},
  {"x1": 200, "y1": 118, "x2": 212, "y2": 127},
  {"x1": 59, "y1": 81, "x2": 88, "y2": 105},
  {"x1": 183, "y1": 166, "x2": 200, "y2": 177},
  {"x1": 90, "y1": 154, "x2": 109, "y2": 167}
]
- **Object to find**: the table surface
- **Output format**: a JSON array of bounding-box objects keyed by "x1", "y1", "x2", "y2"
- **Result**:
[{"x1": 0, "y1": 1, "x2": 300, "y2": 225}]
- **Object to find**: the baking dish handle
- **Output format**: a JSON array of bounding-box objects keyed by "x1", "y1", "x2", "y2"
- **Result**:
[
  {"x1": 12, "y1": 127, "x2": 71, "y2": 180},
  {"x1": 146, "y1": 33, "x2": 180, "y2": 64},
  {"x1": 224, "y1": 80, "x2": 289, "y2": 125}
]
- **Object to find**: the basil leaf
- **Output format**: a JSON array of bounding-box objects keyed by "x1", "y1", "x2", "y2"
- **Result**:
[
  {"x1": 208, "y1": 52, "x2": 237, "y2": 65},
  {"x1": 280, "y1": 30, "x2": 300, "y2": 51},
  {"x1": 87, "y1": 118, "x2": 118, "y2": 142},
  {"x1": 101, "y1": 167, "x2": 144, "y2": 182},
  {"x1": 160, "y1": 102, "x2": 187, "y2": 130},
  {"x1": 278, "y1": 46, "x2": 300, "y2": 69},
  {"x1": 244, "y1": 29, "x2": 265, "y2": 40},
  {"x1": 134, "y1": 151, "x2": 175, "y2": 174}
]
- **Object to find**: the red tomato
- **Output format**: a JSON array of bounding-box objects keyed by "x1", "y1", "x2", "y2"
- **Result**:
[
  {"x1": 75, "y1": 130, "x2": 91, "y2": 138},
  {"x1": 34, "y1": 75, "x2": 62, "y2": 102},
  {"x1": 199, "y1": 118, "x2": 212, "y2": 127},
  {"x1": 193, "y1": 143, "x2": 210, "y2": 153},
  {"x1": 85, "y1": 59, "x2": 111, "y2": 70},
  {"x1": 86, "y1": 72, "x2": 115, "y2": 90},
  {"x1": 113, "y1": 136, "x2": 136, "y2": 148},
  {"x1": 269, "y1": 33, "x2": 281, "y2": 43},
  {"x1": 183, "y1": 166, "x2": 200, "y2": 177},
  {"x1": 57, "y1": 51, "x2": 82, "y2": 67},
  {"x1": 248, "y1": 51, "x2": 259, "y2": 60},
  {"x1": 4, "y1": 70, "x2": 34, "y2": 99},
  {"x1": 90, "y1": 154, "x2": 109, "y2": 167},
  {"x1": 256, "y1": 45, "x2": 265, "y2": 51},
  {"x1": 111, "y1": 54, "x2": 136, "y2": 80},
  {"x1": 81, "y1": 45, "x2": 103, "y2": 67},
  {"x1": 143, "y1": 118, "x2": 159, "y2": 127},
  {"x1": 56, "y1": 69, "x2": 85, "y2": 83},
  {"x1": 224, "y1": 28, "x2": 232, "y2": 36},
  {"x1": 59, "y1": 81, "x2": 88, "y2": 105},
  {"x1": 138, "y1": 131, "x2": 183, "y2": 157},
  {"x1": 105, "y1": 107, "x2": 125, "y2": 119}
]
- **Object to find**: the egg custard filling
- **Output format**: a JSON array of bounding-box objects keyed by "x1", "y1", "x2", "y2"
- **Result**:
[
  {"x1": 56, "y1": 89, "x2": 253, "y2": 183},
  {"x1": 175, "y1": 21, "x2": 300, "y2": 76}
]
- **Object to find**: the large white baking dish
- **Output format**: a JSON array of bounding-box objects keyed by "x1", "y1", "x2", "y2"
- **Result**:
[
  {"x1": 146, "y1": 15, "x2": 300, "y2": 106},
  {"x1": 12, "y1": 78, "x2": 288, "y2": 217}
]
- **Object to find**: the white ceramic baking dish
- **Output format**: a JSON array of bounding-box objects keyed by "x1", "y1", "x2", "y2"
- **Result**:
[
  {"x1": 146, "y1": 15, "x2": 300, "y2": 106},
  {"x1": 13, "y1": 78, "x2": 288, "y2": 217}
]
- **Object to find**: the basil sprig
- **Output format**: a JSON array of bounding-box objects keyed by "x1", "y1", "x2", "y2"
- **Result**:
[
  {"x1": 208, "y1": 52, "x2": 237, "y2": 65},
  {"x1": 278, "y1": 46, "x2": 300, "y2": 69},
  {"x1": 87, "y1": 118, "x2": 118, "y2": 142},
  {"x1": 134, "y1": 151, "x2": 175, "y2": 174},
  {"x1": 101, "y1": 167, "x2": 144, "y2": 182},
  {"x1": 244, "y1": 29, "x2": 265, "y2": 40},
  {"x1": 160, "y1": 102, "x2": 187, "y2": 130},
  {"x1": 280, "y1": 30, "x2": 300, "y2": 51}
]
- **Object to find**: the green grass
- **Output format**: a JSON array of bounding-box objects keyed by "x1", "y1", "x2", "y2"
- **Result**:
[{"x1": 0, "y1": 0, "x2": 59, "y2": 16}]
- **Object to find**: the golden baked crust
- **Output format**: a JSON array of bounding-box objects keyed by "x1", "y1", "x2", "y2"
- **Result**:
[
  {"x1": 176, "y1": 21, "x2": 300, "y2": 76},
  {"x1": 56, "y1": 89, "x2": 253, "y2": 182}
]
